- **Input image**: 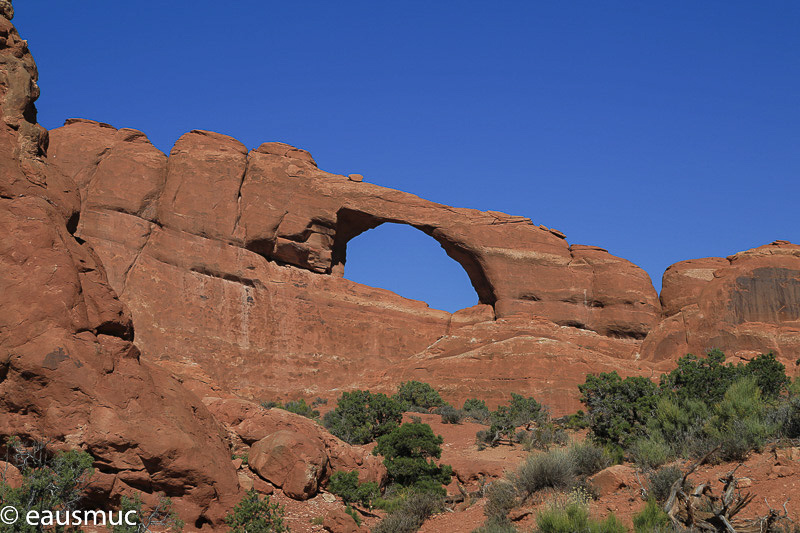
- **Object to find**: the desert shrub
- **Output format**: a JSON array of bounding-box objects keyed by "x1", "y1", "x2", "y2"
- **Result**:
[
  {"x1": 327, "y1": 470, "x2": 379, "y2": 508},
  {"x1": 659, "y1": 349, "x2": 740, "y2": 404},
  {"x1": 486, "y1": 394, "x2": 549, "y2": 445},
  {"x1": 743, "y1": 352, "x2": 790, "y2": 400},
  {"x1": 790, "y1": 376, "x2": 800, "y2": 397},
  {"x1": 507, "y1": 393, "x2": 547, "y2": 428},
  {"x1": 706, "y1": 377, "x2": 772, "y2": 461},
  {"x1": 0, "y1": 437, "x2": 95, "y2": 533},
  {"x1": 323, "y1": 390, "x2": 403, "y2": 445},
  {"x1": 535, "y1": 499, "x2": 626, "y2": 533},
  {"x1": 488, "y1": 405, "x2": 517, "y2": 444},
  {"x1": 484, "y1": 480, "x2": 517, "y2": 522},
  {"x1": 372, "y1": 493, "x2": 443, "y2": 533},
  {"x1": 568, "y1": 441, "x2": 611, "y2": 478},
  {"x1": 562, "y1": 410, "x2": 589, "y2": 430},
  {"x1": 769, "y1": 396, "x2": 800, "y2": 439},
  {"x1": 660, "y1": 350, "x2": 789, "y2": 404},
  {"x1": 224, "y1": 489, "x2": 288, "y2": 533},
  {"x1": 393, "y1": 381, "x2": 446, "y2": 412},
  {"x1": 511, "y1": 448, "x2": 575, "y2": 499},
  {"x1": 579, "y1": 371, "x2": 659, "y2": 448},
  {"x1": 463, "y1": 398, "x2": 492, "y2": 423},
  {"x1": 520, "y1": 424, "x2": 568, "y2": 452},
  {"x1": 645, "y1": 395, "x2": 711, "y2": 459},
  {"x1": 648, "y1": 465, "x2": 684, "y2": 503},
  {"x1": 312, "y1": 397, "x2": 328, "y2": 406},
  {"x1": 630, "y1": 435, "x2": 671, "y2": 470},
  {"x1": 475, "y1": 429, "x2": 493, "y2": 450},
  {"x1": 231, "y1": 452, "x2": 249, "y2": 466},
  {"x1": 281, "y1": 398, "x2": 320, "y2": 419},
  {"x1": 632, "y1": 499, "x2": 671, "y2": 533},
  {"x1": 437, "y1": 405, "x2": 465, "y2": 424},
  {"x1": 572, "y1": 351, "x2": 790, "y2": 463},
  {"x1": 112, "y1": 493, "x2": 183, "y2": 533},
  {"x1": 260, "y1": 400, "x2": 281, "y2": 409},
  {"x1": 373, "y1": 422, "x2": 453, "y2": 495},
  {"x1": 713, "y1": 417, "x2": 771, "y2": 462}
]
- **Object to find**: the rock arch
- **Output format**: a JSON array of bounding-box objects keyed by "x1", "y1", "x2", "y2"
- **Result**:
[{"x1": 48, "y1": 127, "x2": 661, "y2": 340}]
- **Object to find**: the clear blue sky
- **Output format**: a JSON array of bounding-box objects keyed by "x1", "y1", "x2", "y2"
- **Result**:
[{"x1": 17, "y1": 1, "x2": 799, "y2": 312}]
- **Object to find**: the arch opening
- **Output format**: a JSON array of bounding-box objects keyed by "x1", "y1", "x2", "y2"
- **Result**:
[
  {"x1": 339, "y1": 223, "x2": 478, "y2": 313},
  {"x1": 332, "y1": 212, "x2": 487, "y2": 313}
]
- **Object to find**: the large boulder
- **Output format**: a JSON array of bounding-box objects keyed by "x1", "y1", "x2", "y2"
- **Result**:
[
  {"x1": 249, "y1": 430, "x2": 328, "y2": 500},
  {"x1": 203, "y1": 397, "x2": 387, "y2": 491},
  {"x1": 588, "y1": 465, "x2": 638, "y2": 497},
  {"x1": 323, "y1": 506, "x2": 363, "y2": 533}
]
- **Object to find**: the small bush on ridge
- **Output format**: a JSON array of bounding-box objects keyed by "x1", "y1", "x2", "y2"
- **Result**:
[
  {"x1": 323, "y1": 390, "x2": 403, "y2": 445},
  {"x1": 648, "y1": 465, "x2": 684, "y2": 503},
  {"x1": 224, "y1": 489, "x2": 288, "y2": 533},
  {"x1": 327, "y1": 470, "x2": 379, "y2": 508},
  {"x1": 484, "y1": 480, "x2": 517, "y2": 522},
  {"x1": 568, "y1": 441, "x2": 612, "y2": 477},
  {"x1": 535, "y1": 498, "x2": 626, "y2": 533},
  {"x1": 463, "y1": 398, "x2": 492, "y2": 423},
  {"x1": 393, "y1": 381, "x2": 446, "y2": 412},
  {"x1": 630, "y1": 436, "x2": 671, "y2": 470},
  {"x1": 373, "y1": 422, "x2": 453, "y2": 495},
  {"x1": 438, "y1": 405, "x2": 465, "y2": 424},
  {"x1": 372, "y1": 493, "x2": 444, "y2": 533},
  {"x1": 511, "y1": 448, "x2": 575, "y2": 499}
]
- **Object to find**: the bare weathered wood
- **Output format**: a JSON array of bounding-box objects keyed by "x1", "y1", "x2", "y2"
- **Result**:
[{"x1": 660, "y1": 455, "x2": 793, "y2": 532}]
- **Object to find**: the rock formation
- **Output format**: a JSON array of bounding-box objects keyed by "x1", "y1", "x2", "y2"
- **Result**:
[
  {"x1": 642, "y1": 240, "x2": 800, "y2": 365},
  {"x1": 44, "y1": 114, "x2": 799, "y2": 414},
  {"x1": 2, "y1": 3, "x2": 799, "y2": 528},
  {"x1": 45, "y1": 121, "x2": 668, "y2": 413}
]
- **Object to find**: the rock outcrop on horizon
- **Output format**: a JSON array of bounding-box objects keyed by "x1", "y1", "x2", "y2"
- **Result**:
[{"x1": 642, "y1": 240, "x2": 800, "y2": 365}]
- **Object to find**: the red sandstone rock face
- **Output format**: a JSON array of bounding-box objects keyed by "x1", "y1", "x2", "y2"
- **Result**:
[
  {"x1": 642, "y1": 241, "x2": 800, "y2": 367},
  {"x1": 0, "y1": 15, "x2": 240, "y2": 529},
  {"x1": 50, "y1": 122, "x2": 661, "y2": 336}
]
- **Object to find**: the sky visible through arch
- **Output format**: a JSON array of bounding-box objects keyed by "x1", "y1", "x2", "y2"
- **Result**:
[
  {"x1": 15, "y1": 1, "x2": 799, "y2": 313},
  {"x1": 344, "y1": 223, "x2": 479, "y2": 313}
]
